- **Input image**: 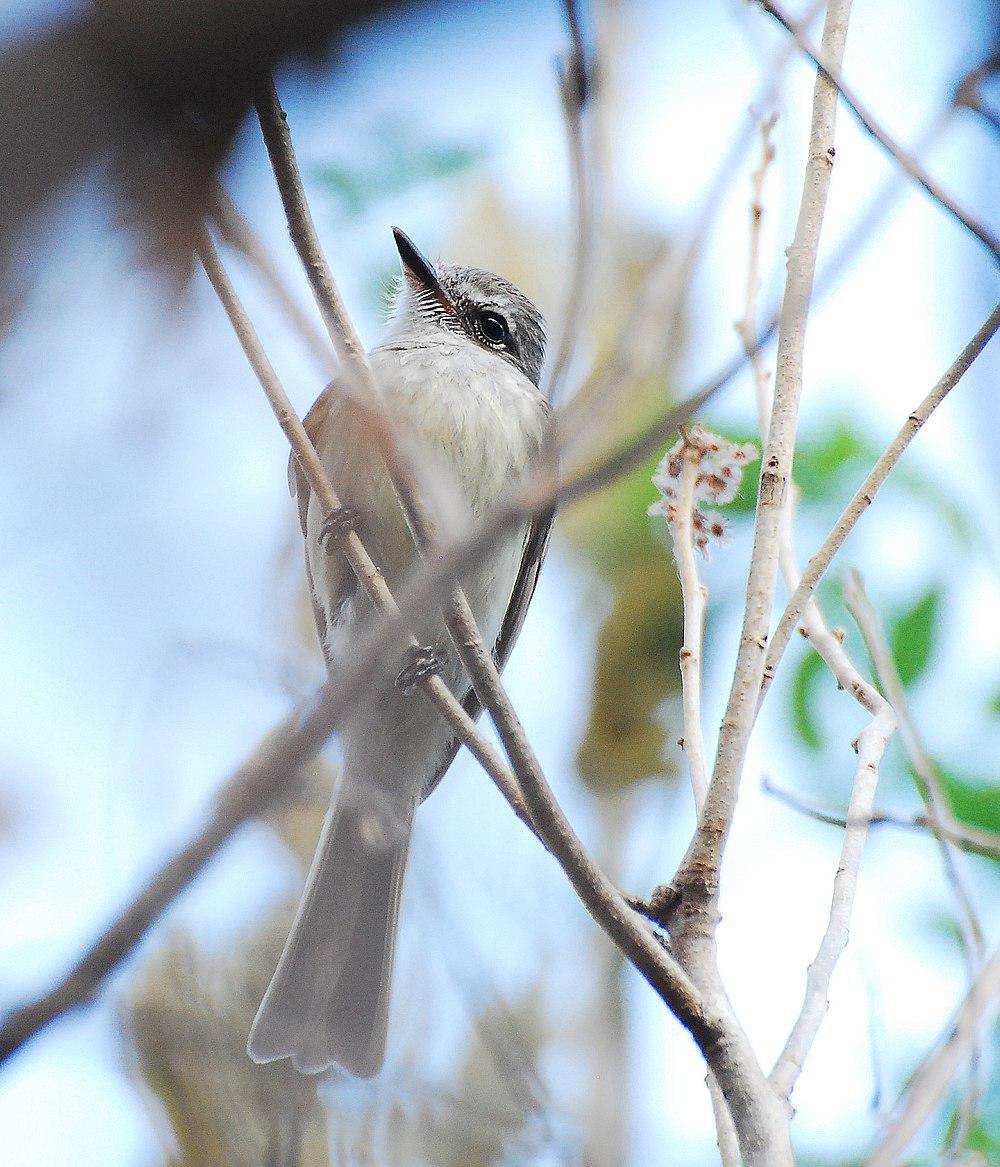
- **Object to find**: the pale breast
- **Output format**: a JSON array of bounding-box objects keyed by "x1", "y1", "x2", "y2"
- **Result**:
[{"x1": 369, "y1": 340, "x2": 547, "y2": 518}]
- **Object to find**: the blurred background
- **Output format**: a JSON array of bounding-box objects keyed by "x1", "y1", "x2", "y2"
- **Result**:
[{"x1": 0, "y1": 0, "x2": 998, "y2": 1163}]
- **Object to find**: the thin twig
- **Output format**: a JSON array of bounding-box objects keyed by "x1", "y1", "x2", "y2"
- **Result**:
[
  {"x1": 847, "y1": 574, "x2": 984, "y2": 956},
  {"x1": 545, "y1": 0, "x2": 596, "y2": 405},
  {"x1": 210, "y1": 188, "x2": 335, "y2": 375},
  {"x1": 762, "y1": 778, "x2": 1000, "y2": 861},
  {"x1": 670, "y1": 447, "x2": 710, "y2": 815},
  {"x1": 863, "y1": 944, "x2": 1000, "y2": 1167},
  {"x1": 758, "y1": 0, "x2": 1000, "y2": 266},
  {"x1": 846, "y1": 571, "x2": 986, "y2": 1149},
  {"x1": 769, "y1": 631, "x2": 896, "y2": 1097},
  {"x1": 760, "y1": 300, "x2": 1000, "y2": 707}
]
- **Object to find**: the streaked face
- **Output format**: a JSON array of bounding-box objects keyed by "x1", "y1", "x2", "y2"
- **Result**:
[{"x1": 391, "y1": 228, "x2": 547, "y2": 389}]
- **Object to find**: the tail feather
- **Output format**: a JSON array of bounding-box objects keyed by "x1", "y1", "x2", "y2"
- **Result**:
[{"x1": 248, "y1": 779, "x2": 414, "y2": 1077}]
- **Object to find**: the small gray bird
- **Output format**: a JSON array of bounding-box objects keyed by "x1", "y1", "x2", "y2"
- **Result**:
[{"x1": 247, "y1": 229, "x2": 551, "y2": 1077}]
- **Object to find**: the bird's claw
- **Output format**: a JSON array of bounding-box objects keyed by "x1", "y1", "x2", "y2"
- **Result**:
[
  {"x1": 395, "y1": 644, "x2": 444, "y2": 693},
  {"x1": 319, "y1": 505, "x2": 359, "y2": 551}
]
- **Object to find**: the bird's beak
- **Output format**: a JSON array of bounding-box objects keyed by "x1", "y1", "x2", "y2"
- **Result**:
[{"x1": 392, "y1": 227, "x2": 457, "y2": 315}]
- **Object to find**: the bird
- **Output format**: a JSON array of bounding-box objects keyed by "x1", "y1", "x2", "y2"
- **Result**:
[{"x1": 247, "y1": 227, "x2": 552, "y2": 1078}]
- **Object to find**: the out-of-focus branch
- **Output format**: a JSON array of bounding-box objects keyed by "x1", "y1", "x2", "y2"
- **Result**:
[
  {"x1": 558, "y1": 0, "x2": 827, "y2": 452},
  {"x1": 846, "y1": 573, "x2": 984, "y2": 956},
  {"x1": 846, "y1": 571, "x2": 985, "y2": 1150},
  {"x1": 760, "y1": 300, "x2": 1000, "y2": 707},
  {"x1": 762, "y1": 779, "x2": 1000, "y2": 861},
  {"x1": 0, "y1": 708, "x2": 327, "y2": 1066},
  {"x1": 211, "y1": 189, "x2": 335, "y2": 375},
  {"x1": 758, "y1": 0, "x2": 1000, "y2": 266},
  {"x1": 864, "y1": 944, "x2": 1000, "y2": 1167},
  {"x1": 953, "y1": 44, "x2": 1000, "y2": 135},
  {"x1": 545, "y1": 0, "x2": 596, "y2": 406}
]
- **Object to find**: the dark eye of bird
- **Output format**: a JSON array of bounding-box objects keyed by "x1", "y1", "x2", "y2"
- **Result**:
[{"x1": 478, "y1": 310, "x2": 510, "y2": 347}]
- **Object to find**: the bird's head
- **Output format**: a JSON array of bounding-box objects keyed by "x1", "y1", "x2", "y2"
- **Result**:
[{"x1": 388, "y1": 227, "x2": 546, "y2": 389}]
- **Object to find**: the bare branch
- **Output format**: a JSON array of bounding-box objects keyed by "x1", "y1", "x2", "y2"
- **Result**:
[
  {"x1": 670, "y1": 447, "x2": 710, "y2": 814},
  {"x1": 758, "y1": 0, "x2": 1000, "y2": 266},
  {"x1": 707, "y1": 1072, "x2": 741, "y2": 1167},
  {"x1": 846, "y1": 573, "x2": 984, "y2": 957},
  {"x1": 846, "y1": 571, "x2": 986, "y2": 1150},
  {"x1": 760, "y1": 300, "x2": 1000, "y2": 706},
  {"x1": 673, "y1": 0, "x2": 855, "y2": 928},
  {"x1": 210, "y1": 188, "x2": 335, "y2": 375},
  {"x1": 762, "y1": 779, "x2": 1000, "y2": 861},
  {"x1": 545, "y1": 0, "x2": 596, "y2": 406},
  {"x1": 728, "y1": 111, "x2": 899, "y2": 1098},
  {"x1": 864, "y1": 945, "x2": 1000, "y2": 1167},
  {"x1": 0, "y1": 704, "x2": 332, "y2": 1065},
  {"x1": 769, "y1": 622, "x2": 896, "y2": 1096}
]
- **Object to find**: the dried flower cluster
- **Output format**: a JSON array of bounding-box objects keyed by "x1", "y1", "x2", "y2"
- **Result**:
[{"x1": 648, "y1": 426, "x2": 759, "y2": 554}]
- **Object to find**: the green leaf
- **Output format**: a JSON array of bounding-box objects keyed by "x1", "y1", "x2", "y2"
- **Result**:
[
  {"x1": 934, "y1": 767, "x2": 1000, "y2": 837},
  {"x1": 313, "y1": 131, "x2": 485, "y2": 219},
  {"x1": 890, "y1": 586, "x2": 942, "y2": 687},
  {"x1": 791, "y1": 648, "x2": 827, "y2": 751}
]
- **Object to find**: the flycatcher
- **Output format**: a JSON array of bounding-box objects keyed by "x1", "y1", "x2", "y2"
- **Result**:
[{"x1": 248, "y1": 228, "x2": 551, "y2": 1077}]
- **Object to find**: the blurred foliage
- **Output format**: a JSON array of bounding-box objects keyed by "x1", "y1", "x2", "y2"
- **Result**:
[
  {"x1": 123, "y1": 762, "x2": 565, "y2": 1167},
  {"x1": 313, "y1": 122, "x2": 485, "y2": 220},
  {"x1": 125, "y1": 920, "x2": 329, "y2": 1167},
  {"x1": 560, "y1": 235, "x2": 688, "y2": 795},
  {"x1": 890, "y1": 585, "x2": 942, "y2": 688},
  {"x1": 936, "y1": 768, "x2": 1000, "y2": 839},
  {"x1": 723, "y1": 417, "x2": 976, "y2": 548},
  {"x1": 790, "y1": 648, "x2": 827, "y2": 753}
]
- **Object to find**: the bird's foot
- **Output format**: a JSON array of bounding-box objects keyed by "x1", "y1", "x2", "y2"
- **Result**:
[
  {"x1": 319, "y1": 505, "x2": 359, "y2": 551},
  {"x1": 395, "y1": 644, "x2": 445, "y2": 694}
]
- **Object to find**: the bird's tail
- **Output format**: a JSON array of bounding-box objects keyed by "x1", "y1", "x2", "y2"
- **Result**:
[{"x1": 247, "y1": 774, "x2": 415, "y2": 1077}]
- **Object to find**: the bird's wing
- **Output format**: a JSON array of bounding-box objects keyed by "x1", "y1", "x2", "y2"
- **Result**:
[
  {"x1": 289, "y1": 383, "x2": 355, "y2": 666},
  {"x1": 420, "y1": 504, "x2": 555, "y2": 801}
]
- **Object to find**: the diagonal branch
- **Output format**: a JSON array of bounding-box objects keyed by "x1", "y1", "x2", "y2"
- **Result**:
[
  {"x1": 864, "y1": 943, "x2": 1000, "y2": 1167},
  {"x1": 846, "y1": 571, "x2": 986, "y2": 1148},
  {"x1": 762, "y1": 778, "x2": 1000, "y2": 861},
  {"x1": 760, "y1": 300, "x2": 1000, "y2": 706},
  {"x1": 210, "y1": 187, "x2": 335, "y2": 375},
  {"x1": 758, "y1": 0, "x2": 1000, "y2": 266}
]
